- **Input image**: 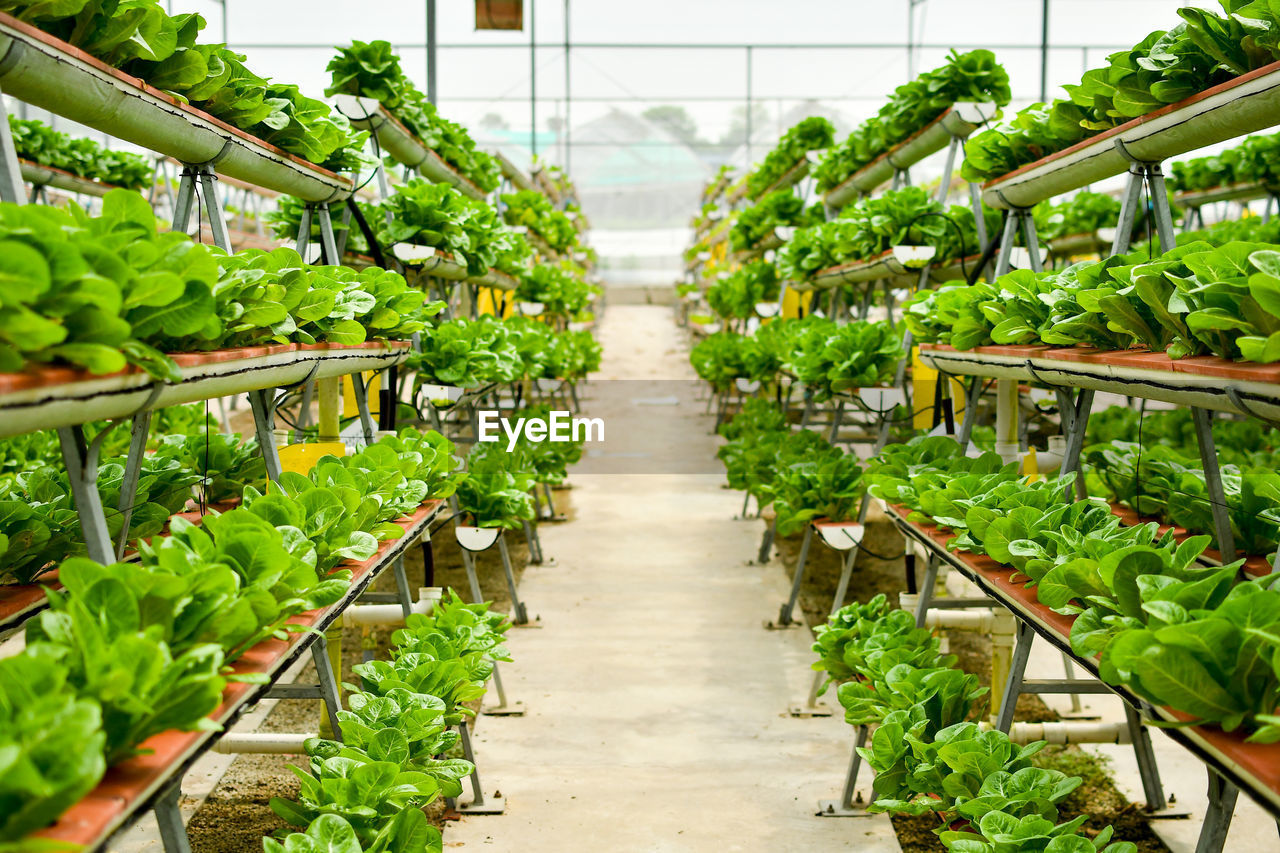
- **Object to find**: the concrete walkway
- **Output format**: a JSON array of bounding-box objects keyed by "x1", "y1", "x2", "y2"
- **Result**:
[{"x1": 448, "y1": 305, "x2": 899, "y2": 852}]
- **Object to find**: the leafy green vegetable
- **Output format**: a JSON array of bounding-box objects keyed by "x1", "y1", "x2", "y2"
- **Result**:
[
  {"x1": 327, "y1": 40, "x2": 500, "y2": 192},
  {"x1": 729, "y1": 190, "x2": 822, "y2": 252},
  {"x1": 941, "y1": 810, "x2": 1137, "y2": 853},
  {"x1": 746, "y1": 117, "x2": 834, "y2": 200},
  {"x1": 0, "y1": 653, "x2": 106, "y2": 840},
  {"x1": 454, "y1": 443, "x2": 536, "y2": 529},
  {"x1": 815, "y1": 50, "x2": 1011, "y2": 193},
  {"x1": 706, "y1": 261, "x2": 780, "y2": 321},
  {"x1": 0, "y1": 2, "x2": 368, "y2": 169},
  {"x1": 501, "y1": 190, "x2": 578, "y2": 254},
  {"x1": 379, "y1": 180, "x2": 528, "y2": 278},
  {"x1": 9, "y1": 117, "x2": 152, "y2": 190}
]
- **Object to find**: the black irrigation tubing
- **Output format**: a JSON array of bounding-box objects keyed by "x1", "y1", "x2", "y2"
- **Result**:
[{"x1": 901, "y1": 209, "x2": 975, "y2": 284}]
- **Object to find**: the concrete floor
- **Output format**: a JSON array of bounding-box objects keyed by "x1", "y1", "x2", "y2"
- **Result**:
[{"x1": 447, "y1": 305, "x2": 900, "y2": 852}]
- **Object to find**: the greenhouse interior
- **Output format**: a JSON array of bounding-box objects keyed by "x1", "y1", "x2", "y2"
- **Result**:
[{"x1": 8, "y1": 0, "x2": 1280, "y2": 851}]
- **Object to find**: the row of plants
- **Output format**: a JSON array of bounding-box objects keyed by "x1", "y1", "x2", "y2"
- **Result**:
[
  {"x1": 9, "y1": 117, "x2": 153, "y2": 190},
  {"x1": 776, "y1": 187, "x2": 1000, "y2": 282},
  {"x1": 690, "y1": 316, "x2": 901, "y2": 399},
  {"x1": 903, "y1": 238, "x2": 1280, "y2": 362},
  {"x1": 728, "y1": 190, "x2": 823, "y2": 254},
  {"x1": 408, "y1": 315, "x2": 602, "y2": 391},
  {"x1": 1171, "y1": 132, "x2": 1280, "y2": 192},
  {"x1": 266, "y1": 179, "x2": 534, "y2": 280},
  {"x1": 814, "y1": 49, "x2": 1012, "y2": 195},
  {"x1": 0, "y1": 424, "x2": 468, "y2": 845},
  {"x1": 513, "y1": 260, "x2": 599, "y2": 317},
  {"x1": 325, "y1": 40, "x2": 499, "y2": 191},
  {"x1": 962, "y1": 1, "x2": 1280, "y2": 182},
  {"x1": 705, "y1": 260, "x2": 781, "y2": 321},
  {"x1": 717, "y1": 399, "x2": 864, "y2": 536},
  {"x1": 0, "y1": 191, "x2": 443, "y2": 382},
  {"x1": 0, "y1": 1, "x2": 369, "y2": 171},
  {"x1": 744, "y1": 117, "x2": 835, "y2": 201},
  {"x1": 865, "y1": 434, "x2": 1280, "y2": 740},
  {"x1": 501, "y1": 189, "x2": 580, "y2": 255},
  {"x1": 265, "y1": 591, "x2": 512, "y2": 853},
  {"x1": 0, "y1": 425, "x2": 266, "y2": 584},
  {"x1": 811, "y1": 595, "x2": 1136, "y2": 851}
]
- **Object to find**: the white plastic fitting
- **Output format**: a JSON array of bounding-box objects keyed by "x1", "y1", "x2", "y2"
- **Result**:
[
  {"x1": 213, "y1": 733, "x2": 314, "y2": 754},
  {"x1": 343, "y1": 587, "x2": 441, "y2": 627},
  {"x1": 1003, "y1": 721, "x2": 1132, "y2": 746}
]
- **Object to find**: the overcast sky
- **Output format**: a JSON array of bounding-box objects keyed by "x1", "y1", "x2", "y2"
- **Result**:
[{"x1": 201, "y1": 0, "x2": 1204, "y2": 144}]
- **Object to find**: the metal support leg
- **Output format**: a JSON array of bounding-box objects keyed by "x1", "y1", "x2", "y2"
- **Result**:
[
  {"x1": 496, "y1": 533, "x2": 530, "y2": 625},
  {"x1": 391, "y1": 555, "x2": 413, "y2": 620},
  {"x1": 1060, "y1": 389, "x2": 1095, "y2": 501},
  {"x1": 958, "y1": 376, "x2": 984, "y2": 447},
  {"x1": 1192, "y1": 408, "x2": 1236, "y2": 562},
  {"x1": 0, "y1": 91, "x2": 26, "y2": 204},
  {"x1": 757, "y1": 516, "x2": 776, "y2": 564},
  {"x1": 454, "y1": 722, "x2": 505, "y2": 814},
  {"x1": 57, "y1": 425, "x2": 115, "y2": 564},
  {"x1": 1020, "y1": 212, "x2": 1043, "y2": 272},
  {"x1": 295, "y1": 204, "x2": 313, "y2": 257},
  {"x1": 1112, "y1": 166, "x2": 1145, "y2": 256},
  {"x1": 1194, "y1": 769, "x2": 1239, "y2": 853},
  {"x1": 316, "y1": 203, "x2": 340, "y2": 265},
  {"x1": 817, "y1": 725, "x2": 871, "y2": 816},
  {"x1": 247, "y1": 389, "x2": 284, "y2": 481},
  {"x1": 196, "y1": 167, "x2": 233, "y2": 251},
  {"x1": 936, "y1": 136, "x2": 961, "y2": 203},
  {"x1": 1124, "y1": 702, "x2": 1168, "y2": 811},
  {"x1": 349, "y1": 372, "x2": 377, "y2": 446},
  {"x1": 153, "y1": 780, "x2": 192, "y2": 853},
  {"x1": 312, "y1": 634, "x2": 344, "y2": 740},
  {"x1": 827, "y1": 400, "x2": 844, "y2": 443},
  {"x1": 172, "y1": 169, "x2": 198, "y2": 234},
  {"x1": 994, "y1": 210, "x2": 1020, "y2": 277},
  {"x1": 913, "y1": 554, "x2": 940, "y2": 628},
  {"x1": 772, "y1": 526, "x2": 812, "y2": 628},
  {"x1": 1147, "y1": 165, "x2": 1178, "y2": 252},
  {"x1": 522, "y1": 514, "x2": 542, "y2": 560},
  {"x1": 995, "y1": 621, "x2": 1035, "y2": 732},
  {"x1": 116, "y1": 411, "x2": 154, "y2": 559}
]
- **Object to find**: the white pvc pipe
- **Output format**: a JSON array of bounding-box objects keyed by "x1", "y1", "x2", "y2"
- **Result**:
[
  {"x1": 1004, "y1": 721, "x2": 1132, "y2": 746},
  {"x1": 214, "y1": 733, "x2": 313, "y2": 754},
  {"x1": 994, "y1": 378, "x2": 1020, "y2": 463},
  {"x1": 343, "y1": 587, "x2": 441, "y2": 627}
]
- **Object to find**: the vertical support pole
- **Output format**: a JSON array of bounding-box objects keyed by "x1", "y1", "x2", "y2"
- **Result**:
[
  {"x1": 958, "y1": 376, "x2": 984, "y2": 447},
  {"x1": 153, "y1": 781, "x2": 192, "y2": 853},
  {"x1": 744, "y1": 45, "x2": 754, "y2": 167},
  {"x1": 316, "y1": 204, "x2": 340, "y2": 265},
  {"x1": 295, "y1": 203, "x2": 313, "y2": 257},
  {"x1": 1194, "y1": 769, "x2": 1238, "y2": 853},
  {"x1": 994, "y1": 211, "x2": 1020, "y2": 277},
  {"x1": 196, "y1": 167, "x2": 233, "y2": 251},
  {"x1": 392, "y1": 555, "x2": 413, "y2": 620},
  {"x1": 1192, "y1": 407, "x2": 1236, "y2": 562},
  {"x1": 57, "y1": 425, "x2": 114, "y2": 564},
  {"x1": 1123, "y1": 702, "x2": 1167, "y2": 811},
  {"x1": 316, "y1": 377, "x2": 341, "y2": 440},
  {"x1": 775, "y1": 526, "x2": 812, "y2": 627},
  {"x1": 912, "y1": 554, "x2": 940, "y2": 628},
  {"x1": 529, "y1": 0, "x2": 537, "y2": 157},
  {"x1": 172, "y1": 169, "x2": 198, "y2": 233},
  {"x1": 311, "y1": 633, "x2": 344, "y2": 741},
  {"x1": 496, "y1": 533, "x2": 530, "y2": 624},
  {"x1": 1020, "y1": 212, "x2": 1043, "y2": 272},
  {"x1": 827, "y1": 400, "x2": 844, "y2": 443},
  {"x1": 349, "y1": 372, "x2": 377, "y2": 446},
  {"x1": 115, "y1": 410, "x2": 154, "y2": 559},
  {"x1": 425, "y1": 0, "x2": 438, "y2": 102},
  {"x1": 994, "y1": 621, "x2": 1035, "y2": 732},
  {"x1": 817, "y1": 724, "x2": 870, "y2": 815},
  {"x1": 936, "y1": 136, "x2": 961, "y2": 203},
  {"x1": 247, "y1": 389, "x2": 283, "y2": 482},
  {"x1": 0, "y1": 89, "x2": 27, "y2": 205},
  {"x1": 522, "y1": 518, "x2": 544, "y2": 565},
  {"x1": 1111, "y1": 165, "x2": 1145, "y2": 256},
  {"x1": 1147, "y1": 164, "x2": 1177, "y2": 253},
  {"x1": 757, "y1": 517, "x2": 776, "y2": 564},
  {"x1": 563, "y1": 0, "x2": 571, "y2": 174}
]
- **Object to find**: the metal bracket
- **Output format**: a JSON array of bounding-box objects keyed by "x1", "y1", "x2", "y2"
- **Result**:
[
  {"x1": 452, "y1": 721, "x2": 506, "y2": 814},
  {"x1": 1194, "y1": 768, "x2": 1239, "y2": 853},
  {"x1": 247, "y1": 388, "x2": 284, "y2": 481},
  {"x1": 153, "y1": 779, "x2": 192, "y2": 853},
  {"x1": 1191, "y1": 408, "x2": 1236, "y2": 562},
  {"x1": 768, "y1": 526, "x2": 812, "y2": 629},
  {"x1": 816, "y1": 724, "x2": 875, "y2": 817},
  {"x1": 496, "y1": 532, "x2": 531, "y2": 625},
  {"x1": 0, "y1": 83, "x2": 26, "y2": 205},
  {"x1": 57, "y1": 422, "x2": 121, "y2": 564},
  {"x1": 1110, "y1": 142, "x2": 1177, "y2": 255},
  {"x1": 482, "y1": 663, "x2": 526, "y2": 716},
  {"x1": 265, "y1": 633, "x2": 344, "y2": 740}
]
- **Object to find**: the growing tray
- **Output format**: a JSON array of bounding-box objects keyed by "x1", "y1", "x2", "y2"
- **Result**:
[
  {"x1": 917, "y1": 343, "x2": 1280, "y2": 422},
  {"x1": 495, "y1": 151, "x2": 534, "y2": 191},
  {"x1": 0, "y1": 342, "x2": 412, "y2": 440},
  {"x1": 751, "y1": 157, "x2": 810, "y2": 202},
  {"x1": 882, "y1": 502, "x2": 1280, "y2": 821},
  {"x1": 983, "y1": 61, "x2": 1280, "y2": 210},
  {"x1": 0, "y1": 14, "x2": 352, "y2": 202},
  {"x1": 823, "y1": 102, "x2": 998, "y2": 209},
  {"x1": 730, "y1": 230, "x2": 785, "y2": 263},
  {"x1": 30, "y1": 499, "x2": 445, "y2": 851},
  {"x1": 19, "y1": 159, "x2": 117, "y2": 197},
  {"x1": 331, "y1": 96, "x2": 485, "y2": 200},
  {"x1": 798, "y1": 246, "x2": 937, "y2": 291},
  {"x1": 1174, "y1": 180, "x2": 1278, "y2": 208}
]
